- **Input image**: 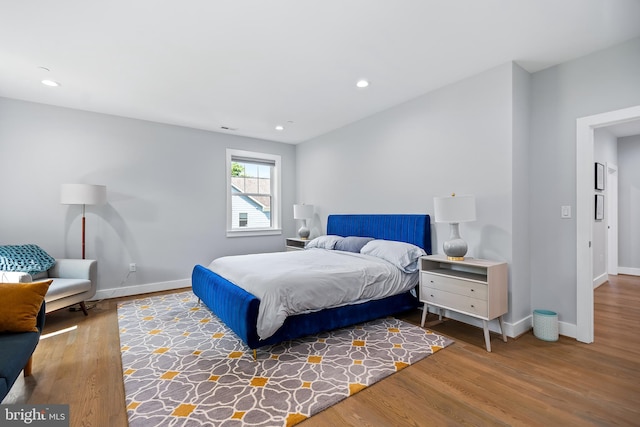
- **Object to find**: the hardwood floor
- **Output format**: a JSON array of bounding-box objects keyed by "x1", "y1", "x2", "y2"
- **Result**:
[{"x1": 4, "y1": 275, "x2": 639, "y2": 426}]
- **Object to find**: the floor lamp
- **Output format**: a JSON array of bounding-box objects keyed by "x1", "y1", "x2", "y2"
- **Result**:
[{"x1": 61, "y1": 184, "x2": 107, "y2": 259}]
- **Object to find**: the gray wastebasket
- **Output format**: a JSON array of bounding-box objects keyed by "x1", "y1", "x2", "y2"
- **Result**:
[{"x1": 533, "y1": 309, "x2": 558, "y2": 341}]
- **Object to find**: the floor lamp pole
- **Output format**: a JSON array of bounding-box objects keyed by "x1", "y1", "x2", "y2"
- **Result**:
[{"x1": 81, "y1": 204, "x2": 86, "y2": 260}]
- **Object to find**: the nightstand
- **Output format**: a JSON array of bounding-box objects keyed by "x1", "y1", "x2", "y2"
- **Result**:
[
  {"x1": 419, "y1": 254, "x2": 508, "y2": 352},
  {"x1": 285, "y1": 237, "x2": 308, "y2": 251}
]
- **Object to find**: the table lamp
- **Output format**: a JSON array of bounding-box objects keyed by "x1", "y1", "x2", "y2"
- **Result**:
[
  {"x1": 433, "y1": 193, "x2": 476, "y2": 260},
  {"x1": 293, "y1": 204, "x2": 314, "y2": 239}
]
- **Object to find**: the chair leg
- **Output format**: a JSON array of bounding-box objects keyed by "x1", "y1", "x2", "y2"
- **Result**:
[
  {"x1": 79, "y1": 301, "x2": 89, "y2": 316},
  {"x1": 24, "y1": 356, "x2": 33, "y2": 377}
]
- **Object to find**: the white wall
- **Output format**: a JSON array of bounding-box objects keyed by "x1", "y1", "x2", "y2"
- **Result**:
[
  {"x1": 529, "y1": 37, "x2": 640, "y2": 323},
  {"x1": 618, "y1": 134, "x2": 640, "y2": 271},
  {"x1": 0, "y1": 97, "x2": 297, "y2": 298},
  {"x1": 297, "y1": 63, "x2": 523, "y2": 327},
  {"x1": 593, "y1": 128, "x2": 618, "y2": 285}
]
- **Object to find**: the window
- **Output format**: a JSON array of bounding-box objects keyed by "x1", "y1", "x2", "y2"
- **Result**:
[
  {"x1": 226, "y1": 149, "x2": 281, "y2": 236},
  {"x1": 239, "y1": 213, "x2": 248, "y2": 227}
]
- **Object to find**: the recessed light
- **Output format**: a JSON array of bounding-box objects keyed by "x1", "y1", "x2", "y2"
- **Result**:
[
  {"x1": 41, "y1": 79, "x2": 60, "y2": 87},
  {"x1": 275, "y1": 125, "x2": 284, "y2": 131},
  {"x1": 356, "y1": 79, "x2": 369, "y2": 88}
]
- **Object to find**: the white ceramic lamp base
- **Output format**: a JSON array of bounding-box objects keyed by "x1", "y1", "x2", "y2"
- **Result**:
[{"x1": 443, "y1": 222, "x2": 468, "y2": 260}]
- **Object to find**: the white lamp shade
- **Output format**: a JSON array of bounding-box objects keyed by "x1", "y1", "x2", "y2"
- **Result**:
[
  {"x1": 433, "y1": 194, "x2": 476, "y2": 223},
  {"x1": 293, "y1": 204, "x2": 314, "y2": 219},
  {"x1": 61, "y1": 184, "x2": 107, "y2": 205}
]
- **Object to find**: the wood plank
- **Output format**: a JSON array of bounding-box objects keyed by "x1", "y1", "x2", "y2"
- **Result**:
[{"x1": 3, "y1": 277, "x2": 639, "y2": 426}]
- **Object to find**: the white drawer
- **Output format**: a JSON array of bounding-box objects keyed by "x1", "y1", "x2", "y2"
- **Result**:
[
  {"x1": 422, "y1": 288, "x2": 487, "y2": 317},
  {"x1": 421, "y1": 272, "x2": 487, "y2": 300}
]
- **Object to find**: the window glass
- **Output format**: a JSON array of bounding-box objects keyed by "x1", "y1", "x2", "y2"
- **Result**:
[{"x1": 226, "y1": 149, "x2": 281, "y2": 236}]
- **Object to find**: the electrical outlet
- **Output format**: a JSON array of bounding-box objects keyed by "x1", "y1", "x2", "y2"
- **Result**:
[{"x1": 129, "y1": 263, "x2": 137, "y2": 272}]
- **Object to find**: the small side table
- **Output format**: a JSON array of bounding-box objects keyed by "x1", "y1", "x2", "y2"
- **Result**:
[
  {"x1": 285, "y1": 237, "x2": 308, "y2": 251},
  {"x1": 419, "y1": 254, "x2": 508, "y2": 352}
]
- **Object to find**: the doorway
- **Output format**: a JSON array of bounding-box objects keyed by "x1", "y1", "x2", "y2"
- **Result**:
[{"x1": 576, "y1": 105, "x2": 640, "y2": 343}]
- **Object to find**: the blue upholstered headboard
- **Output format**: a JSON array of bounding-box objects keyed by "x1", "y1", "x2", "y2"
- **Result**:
[{"x1": 326, "y1": 214, "x2": 431, "y2": 254}]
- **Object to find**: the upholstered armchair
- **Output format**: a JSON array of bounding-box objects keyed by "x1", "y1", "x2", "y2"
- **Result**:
[{"x1": 1, "y1": 244, "x2": 98, "y2": 315}]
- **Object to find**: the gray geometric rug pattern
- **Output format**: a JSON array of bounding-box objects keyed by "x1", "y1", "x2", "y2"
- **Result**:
[{"x1": 118, "y1": 290, "x2": 453, "y2": 426}]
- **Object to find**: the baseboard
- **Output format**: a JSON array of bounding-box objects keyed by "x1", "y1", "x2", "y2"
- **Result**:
[
  {"x1": 617, "y1": 267, "x2": 640, "y2": 276},
  {"x1": 423, "y1": 306, "x2": 521, "y2": 338},
  {"x1": 422, "y1": 307, "x2": 578, "y2": 339},
  {"x1": 92, "y1": 278, "x2": 190, "y2": 301},
  {"x1": 593, "y1": 272, "x2": 608, "y2": 289}
]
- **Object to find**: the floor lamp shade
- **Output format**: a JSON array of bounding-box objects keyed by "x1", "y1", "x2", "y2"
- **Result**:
[
  {"x1": 433, "y1": 194, "x2": 476, "y2": 260},
  {"x1": 61, "y1": 184, "x2": 107, "y2": 259},
  {"x1": 293, "y1": 204, "x2": 314, "y2": 239},
  {"x1": 60, "y1": 184, "x2": 107, "y2": 206}
]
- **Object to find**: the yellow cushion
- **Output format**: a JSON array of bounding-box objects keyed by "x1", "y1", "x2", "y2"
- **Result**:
[{"x1": 0, "y1": 280, "x2": 52, "y2": 333}]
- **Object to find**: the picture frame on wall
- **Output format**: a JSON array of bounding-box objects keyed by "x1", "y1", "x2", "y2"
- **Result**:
[
  {"x1": 595, "y1": 194, "x2": 604, "y2": 221},
  {"x1": 595, "y1": 162, "x2": 605, "y2": 190}
]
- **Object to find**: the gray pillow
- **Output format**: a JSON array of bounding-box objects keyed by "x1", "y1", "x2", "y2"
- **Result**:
[
  {"x1": 334, "y1": 236, "x2": 374, "y2": 253},
  {"x1": 360, "y1": 239, "x2": 426, "y2": 273},
  {"x1": 306, "y1": 235, "x2": 343, "y2": 250}
]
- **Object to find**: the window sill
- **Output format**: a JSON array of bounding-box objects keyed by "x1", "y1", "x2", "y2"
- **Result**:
[{"x1": 226, "y1": 228, "x2": 282, "y2": 238}]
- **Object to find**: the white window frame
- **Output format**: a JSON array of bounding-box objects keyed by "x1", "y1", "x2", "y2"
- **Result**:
[{"x1": 226, "y1": 148, "x2": 282, "y2": 237}]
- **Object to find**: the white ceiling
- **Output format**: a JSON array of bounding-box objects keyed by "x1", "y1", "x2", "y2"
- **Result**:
[{"x1": 1, "y1": 0, "x2": 640, "y2": 144}]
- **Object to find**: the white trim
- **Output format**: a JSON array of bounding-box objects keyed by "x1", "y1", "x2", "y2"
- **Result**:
[
  {"x1": 576, "y1": 105, "x2": 640, "y2": 344},
  {"x1": 618, "y1": 267, "x2": 640, "y2": 276},
  {"x1": 226, "y1": 228, "x2": 282, "y2": 237},
  {"x1": 527, "y1": 313, "x2": 577, "y2": 339},
  {"x1": 606, "y1": 163, "x2": 619, "y2": 276},
  {"x1": 423, "y1": 306, "x2": 579, "y2": 340},
  {"x1": 593, "y1": 272, "x2": 608, "y2": 289},
  {"x1": 423, "y1": 306, "x2": 520, "y2": 338},
  {"x1": 92, "y1": 278, "x2": 190, "y2": 300},
  {"x1": 226, "y1": 148, "x2": 281, "y2": 235}
]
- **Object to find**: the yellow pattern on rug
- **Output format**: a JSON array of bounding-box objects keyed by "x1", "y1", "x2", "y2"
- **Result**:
[{"x1": 118, "y1": 290, "x2": 453, "y2": 427}]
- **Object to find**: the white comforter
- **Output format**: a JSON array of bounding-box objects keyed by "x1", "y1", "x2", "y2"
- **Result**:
[{"x1": 206, "y1": 248, "x2": 418, "y2": 340}]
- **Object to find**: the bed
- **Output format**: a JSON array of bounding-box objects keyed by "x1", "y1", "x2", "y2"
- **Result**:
[{"x1": 191, "y1": 214, "x2": 431, "y2": 350}]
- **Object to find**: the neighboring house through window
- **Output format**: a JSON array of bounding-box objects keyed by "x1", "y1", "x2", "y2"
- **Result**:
[{"x1": 226, "y1": 149, "x2": 281, "y2": 236}]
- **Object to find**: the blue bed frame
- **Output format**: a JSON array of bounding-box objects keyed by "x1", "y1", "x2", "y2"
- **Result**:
[{"x1": 191, "y1": 214, "x2": 431, "y2": 349}]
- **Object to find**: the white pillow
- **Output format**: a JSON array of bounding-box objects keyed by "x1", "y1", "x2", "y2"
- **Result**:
[
  {"x1": 360, "y1": 239, "x2": 426, "y2": 273},
  {"x1": 305, "y1": 235, "x2": 344, "y2": 250}
]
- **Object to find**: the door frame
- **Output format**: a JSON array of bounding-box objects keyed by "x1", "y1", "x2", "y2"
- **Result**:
[
  {"x1": 576, "y1": 105, "x2": 640, "y2": 343},
  {"x1": 607, "y1": 163, "x2": 618, "y2": 276}
]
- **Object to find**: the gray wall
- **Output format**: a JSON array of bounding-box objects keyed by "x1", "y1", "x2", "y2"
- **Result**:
[
  {"x1": 529, "y1": 37, "x2": 640, "y2": 322},
  {"x1": 297, "y1": 36, "x2": 640, "y2": 332},
  {"x1": 0, "y1": 97, "x2": 297, "y2": 297},
  {"x1": 296, "y1": 62, "x2": 524, "y2": 326},
  {"x1": 2, "y1": 36, "x2": 638, "y2": 332},
  {"x1": 618, "y1": 134, "x2": 640, "y2": 269},
  {"x1": 511, "y1": 62, "x2": 532, "y2": 324}
]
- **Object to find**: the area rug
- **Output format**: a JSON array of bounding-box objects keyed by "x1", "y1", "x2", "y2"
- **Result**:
[{"x1": 117, "y1": 290, "x2": 453, "y2": 426}]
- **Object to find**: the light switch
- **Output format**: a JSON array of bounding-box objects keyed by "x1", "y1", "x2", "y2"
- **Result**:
[{"x1": 561, "y1": 205, "x2": 571, "y2": 219}]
